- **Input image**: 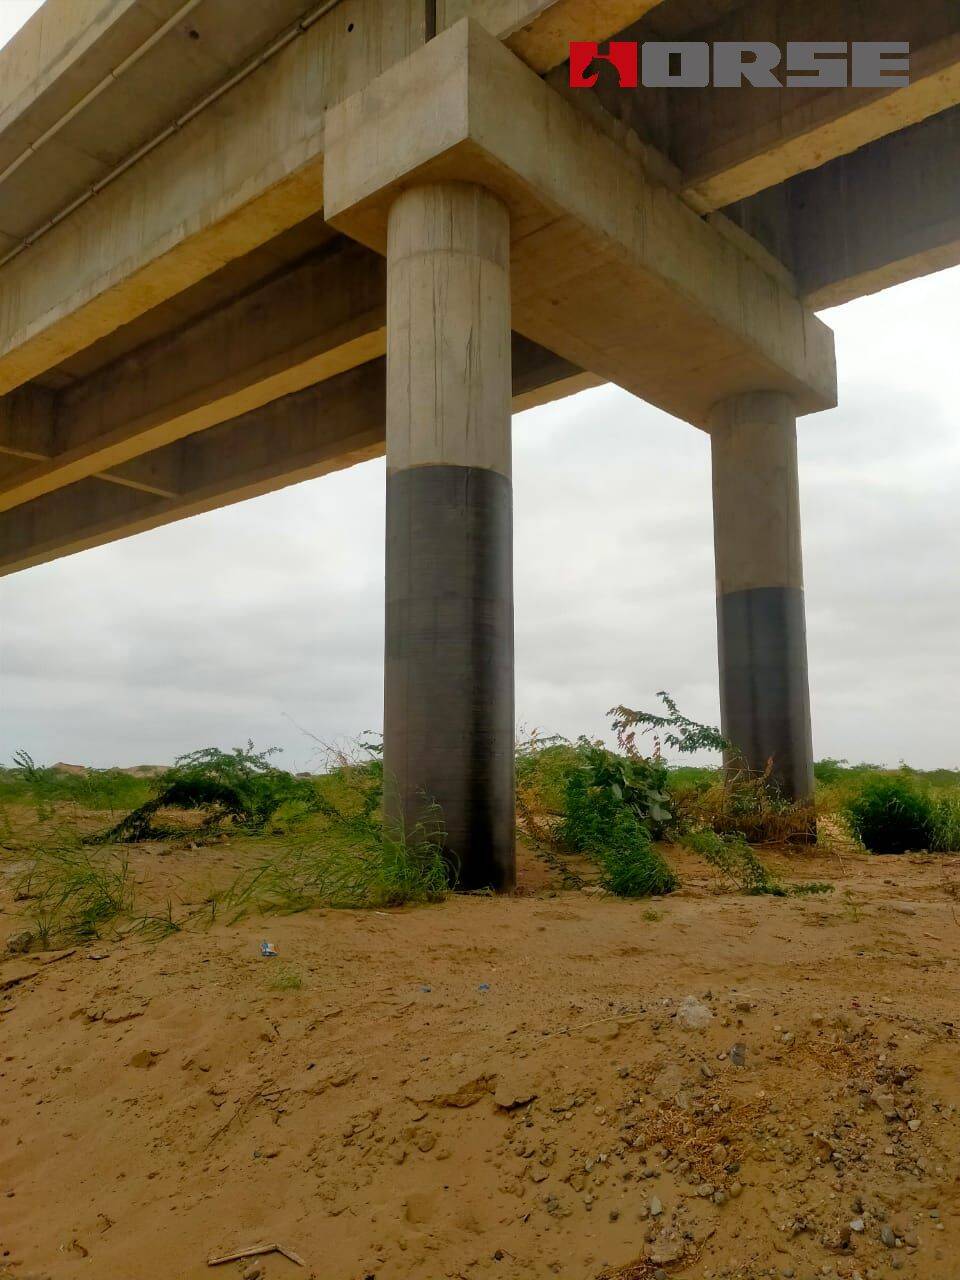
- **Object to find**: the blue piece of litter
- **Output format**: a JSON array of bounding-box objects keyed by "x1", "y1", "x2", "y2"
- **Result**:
[
  {"x1": 478, "y1": 983, "x2": 491, "y2": 992},
  {"x1": 420, "y1": 984, "x2": 432, "y2": 993},
  {"x1": 260, "y1": 941, "x2": 279, "y2": 957}
]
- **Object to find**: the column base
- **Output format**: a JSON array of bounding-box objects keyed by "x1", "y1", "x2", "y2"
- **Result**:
[
  {"x1": 717, "y1": 584, "x2": 815, "y2": 806},
  {"x1": 384, "y1": 463, "x2": 516, "y2": 892}
]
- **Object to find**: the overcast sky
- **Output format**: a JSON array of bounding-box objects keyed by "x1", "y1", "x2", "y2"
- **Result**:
[{"x1": 1, "y1": 4, "x2": 958, "y2": 772}]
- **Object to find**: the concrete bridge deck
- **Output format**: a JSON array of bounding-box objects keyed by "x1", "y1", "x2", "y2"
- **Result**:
[{"x1": 1, "y1": 0, "x2": 957, "y2": 884}]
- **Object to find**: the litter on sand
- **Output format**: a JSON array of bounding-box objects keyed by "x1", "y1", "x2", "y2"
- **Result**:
[
  {"x1": 208, "y1": 1242, "x2": 306, "y2": 1267},
  {"x1": 259, "y1": 941, "x2": 279, "y2": 957}
]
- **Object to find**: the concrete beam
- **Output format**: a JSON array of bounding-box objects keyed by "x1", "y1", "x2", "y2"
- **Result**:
[
  {"x1": 0, "y1": 0, "x2": 428, "y2": 394},
  {"x1": 0, "y1": 336, "x2": 585, "y2": 576},
  {"x1": 721, "y1": 105, "x2": 960, "y2": 309},
  {"x1": 326, "y1": 18, "x2": 836, "y2": 427},
  {"x1": 0, "y1": 1, "x2": 160, "y2": 162},
  {"x1": 439, "y1": 1, "x2": 666, "y2": 71},
  {"x1": 0, "y1": 0, "x2": 618, "y2": 398},
  {"x1": 792, "y1": 106, "x2": 960, "y2": 309},
  {"x1": 0, "y1": 239, "x2": 386, "y2": 513},
  {"x1": 664, "y1": 0, "x2": 960, "y2": 211},
  {"x1": 0, "y1": 385, "x2": 55, "y2": 460}
]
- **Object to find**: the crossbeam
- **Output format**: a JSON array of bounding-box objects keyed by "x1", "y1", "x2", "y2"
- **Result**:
[{"x1": 0, "y1": 337, "x2": 588, "y2": 576}]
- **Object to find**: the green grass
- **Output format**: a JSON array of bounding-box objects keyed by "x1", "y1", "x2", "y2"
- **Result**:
[
  {"x1": 16, "y1": 839, "x2": 132, "y2": 946},
  {"x1": 268, "y1": 966, "x2": 304, "y2": 992},
  {"x1": 218, "y1": 818, "x2": 450, "y2": 919},
  {"x1": 0, "y1": 757, "x2": 152, "y2": 819},
  {"x1": 683, "y1": 828, "x2": 832, "y2": 898}
]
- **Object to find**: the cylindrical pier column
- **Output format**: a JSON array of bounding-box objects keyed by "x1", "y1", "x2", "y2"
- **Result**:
[
  {"x1": 710, "y1": 391, "x2": 814, "y2": 804},
  {"x1": 384, "y1": 182, "x2": 515, "y2": 891}
]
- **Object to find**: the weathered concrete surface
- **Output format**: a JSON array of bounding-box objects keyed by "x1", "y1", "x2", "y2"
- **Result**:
[
  {"x1": 326, "y1": 18, "x2": 836, "y2": 427},
  {"x1": 575, "y1": 0, "x2": 960, "y2": 220},
  {"x1": 384, "y1": 182, "x2": 515, "y2": 890},
  {"x1": 711, "y1": 392, "x2": 813, "y2": 804},
  {"x1": 441, "y1": 0, "x2": 666, "y2": 71},
  {"x1": 665, "y1": 0, "x2": 960, "y2": 211}
]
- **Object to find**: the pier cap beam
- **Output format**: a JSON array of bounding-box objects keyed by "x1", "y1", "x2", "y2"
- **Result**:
[{"x1": 325, "y1": 18, "x2": 837, "y2": 431}]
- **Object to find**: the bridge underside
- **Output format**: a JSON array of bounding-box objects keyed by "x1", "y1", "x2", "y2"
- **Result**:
[{"x1": 0, "y1": 0, "x2": 956, "y2": 885}]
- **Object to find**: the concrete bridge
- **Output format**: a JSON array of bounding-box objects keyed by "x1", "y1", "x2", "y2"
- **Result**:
[{"x1": 1, "y1": 0, "x2": 957, "y2": 889}]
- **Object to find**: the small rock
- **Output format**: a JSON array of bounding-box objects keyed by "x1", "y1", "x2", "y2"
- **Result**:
[
  {"x1": 677, "y1": 996, "x2": 713, "y2": 1031},
  {"x1": 646, "y1": 1234, "x2": 685, "y2": 1265},
  {"x1": 908, "y1": 1119, "x2": 922, "y2": 1132},
  {"x1": 729, "y1": 1182, "x2": 743, "y2": 1198},
  {"x1": 881, "y1": 1224, "x2": 897, "y2": 1248},
  {"x1": 649, "y1": 1195, "x2": 663, "y2": 1217},
  {"x1": 494, "y1": 1077, "x2": 538, "y2": 1111},
  {"x1": 729, "y1": 1043, "x2": 747, "y2": 1068},
  {"x1": 850, "y1": 1218, "x2": 865, "y2": 1233},
  {"x1": 242, "y1": 1267, "x2": 263, "y2": 1280}
]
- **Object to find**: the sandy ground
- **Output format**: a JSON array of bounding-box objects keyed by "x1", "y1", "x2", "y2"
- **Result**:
[{"x1": 1, "y1": 833, "x2": 959, "y2": 1280}]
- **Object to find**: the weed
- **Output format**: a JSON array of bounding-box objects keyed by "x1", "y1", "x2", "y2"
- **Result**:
[
  {"x1": 17, "y1": 840, "x2": 132, "y2": 945},
  {"x1": 841, "y1": 889, "x2": 863, "y2": 924},
  {"x1": 685, "y1": 828, "x2": 786, "y2": 895},
  {"x1": 609, "y1": 693, "x2": 728, "y2": 757},
  {"x1": 269, "y1": 966, "x2": 304, "y2": 992},
  {"x1": 220, "y1": 828, "x2": 449, "y2": 917},
  {"x1": 684, "y1": 829, "x2": 831, "y2": 898},
  {"x1": 595, "y1": 819, "x2": 679, "y2": 898},
  {"x1": 126, "y1": 901, "x2": 184, "y2": 942}
]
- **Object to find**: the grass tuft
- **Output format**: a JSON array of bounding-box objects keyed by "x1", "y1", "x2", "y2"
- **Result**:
[{"x1": 16, "y1": 839, "x2": 132, "y2": 946}]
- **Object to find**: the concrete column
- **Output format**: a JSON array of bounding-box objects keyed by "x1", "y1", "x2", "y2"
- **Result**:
[
  {"x1": 384, "y1": 182, "x2": 515, "y2": 891},
  {"x1": 710, "y1": 392, "x2": 814, "y2": 803}
]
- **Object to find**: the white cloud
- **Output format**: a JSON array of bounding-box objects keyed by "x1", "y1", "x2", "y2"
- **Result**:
[{"x1": 0, "y1": 1, "x2": 44, "y2": 50}]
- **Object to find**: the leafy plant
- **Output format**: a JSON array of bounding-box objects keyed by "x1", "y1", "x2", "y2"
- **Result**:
[
  {"x1": 563, "y1": 743, "x2": 675, "y2": 840},
  {"x1": 609, "y1": 693, "x2": 728, "y2": 758},
  {"x1": 559, "y1": 751, "x2": 677, "y2": 897}
]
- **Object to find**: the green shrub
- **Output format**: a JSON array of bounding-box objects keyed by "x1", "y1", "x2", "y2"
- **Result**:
[
  {"x1": 561, "y1": 743, "x2": 674, "y2": 841},
  {"x1": 843, "y1": 776, "x2": 935, "y2": 855},
  {"x1": 559, "y1": 758, "x2": 677, "y2": 897},
  {"x1": 930, "y1": 794, "x2": 960, "y2": 853},
  {"x1": 94, "y1": 744, "x2": 316, "y2": 843},
  {"x1": 594, "y1": 815, "x2": 678, "y2": 898}
]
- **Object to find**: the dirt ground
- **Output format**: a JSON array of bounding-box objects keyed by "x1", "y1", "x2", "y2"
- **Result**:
[{"x1": 1, "y1": 831, "x2": 959, "y2": 1280}]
